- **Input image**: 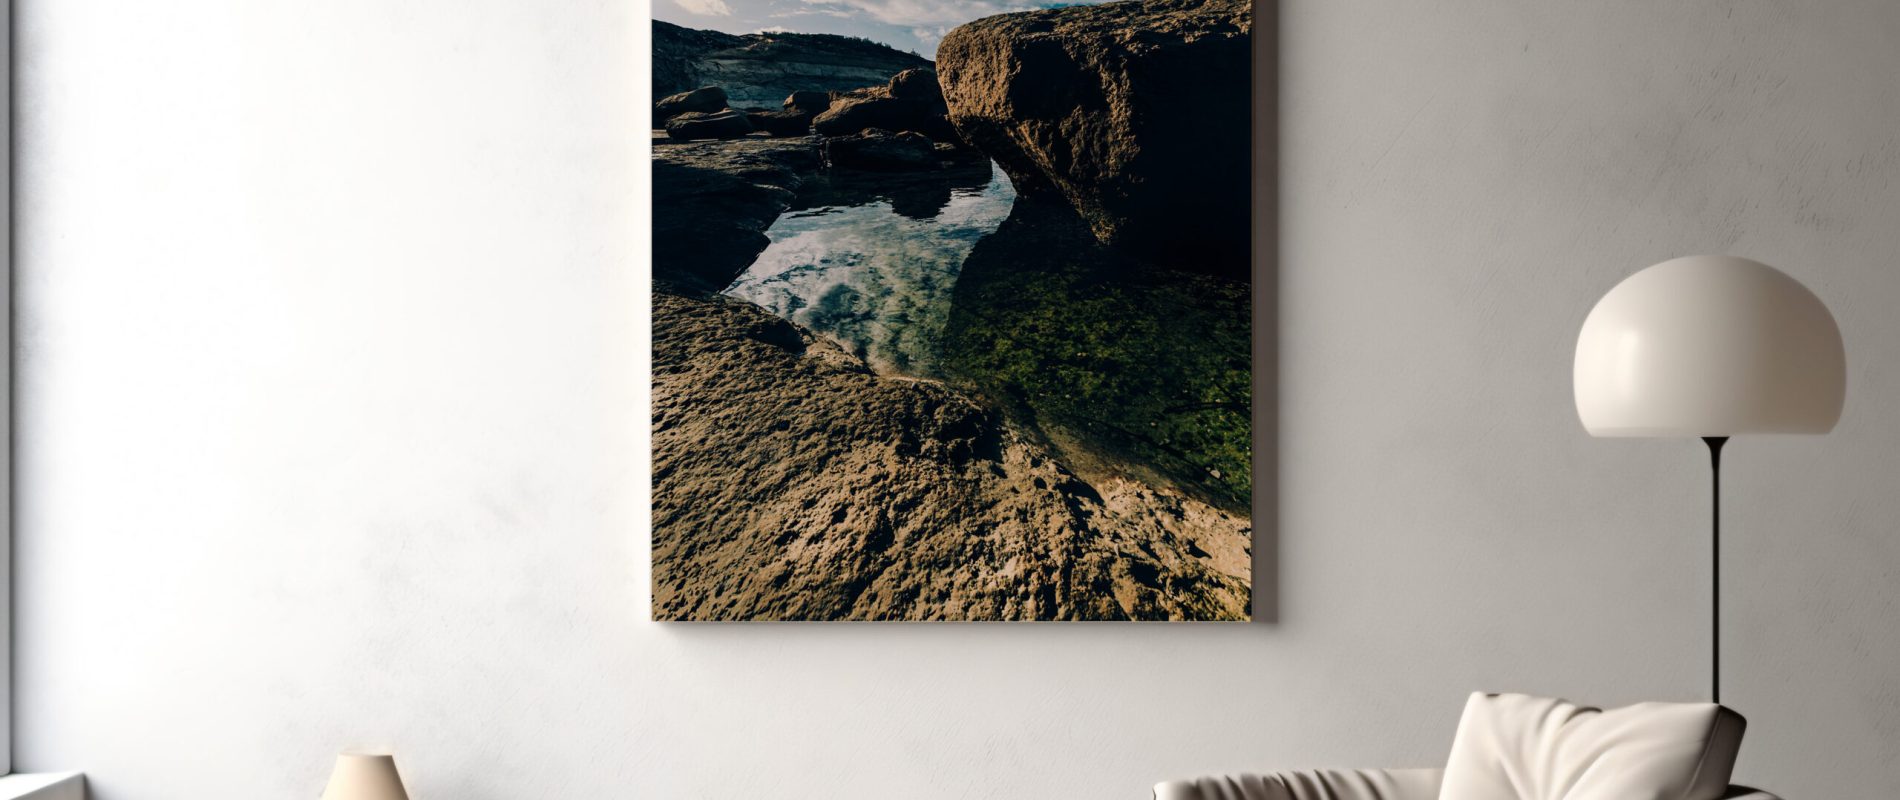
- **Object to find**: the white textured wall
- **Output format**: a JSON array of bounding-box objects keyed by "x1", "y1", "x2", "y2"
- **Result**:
[{"x1": 15, "y1": 0, "x2": 1900, "y2": 797}]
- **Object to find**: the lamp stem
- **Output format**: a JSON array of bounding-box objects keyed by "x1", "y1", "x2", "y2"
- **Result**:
[{"x1": 1704, "y1": 436, "x2": 1728, "y2": 705}]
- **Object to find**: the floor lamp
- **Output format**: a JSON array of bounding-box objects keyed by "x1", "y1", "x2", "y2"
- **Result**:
[{"x1": 1573, "y1": 255, "x2": 1845, "y2": 703}]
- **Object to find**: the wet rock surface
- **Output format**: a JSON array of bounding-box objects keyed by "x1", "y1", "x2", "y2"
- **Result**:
[
  {"x1": 937, "y1": 0, "x2": 1252, "y2": 269},
  {"x1": 652, "y1": 292, "x2": 1251, "y2": 620}
]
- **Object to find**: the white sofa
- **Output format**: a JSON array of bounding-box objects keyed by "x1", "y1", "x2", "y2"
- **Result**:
[{"x1": 1153, "y1": 769, "x2": 1779, "y2": 800}]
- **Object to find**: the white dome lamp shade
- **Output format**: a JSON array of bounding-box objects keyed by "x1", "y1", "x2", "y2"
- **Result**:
[
  {"x1": 1573, "y1": 255, "x2": 1846, "y2": 706},
  {"x1": 1575, "y1": 255, "x2": 1845, "y2": 437}
]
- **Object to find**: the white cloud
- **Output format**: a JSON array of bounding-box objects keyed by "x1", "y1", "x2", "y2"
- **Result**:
[
  {"x1": 773, "y1": 6, "x2": 854, "y2": 19},
  {"x1": 910, "y1": 25, "x2": 951, "y2": 51},
  {"x1": 676, "y1": 0, "x2": 734, "y2": 16}
]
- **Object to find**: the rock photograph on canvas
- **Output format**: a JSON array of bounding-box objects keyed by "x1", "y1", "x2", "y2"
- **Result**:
[{"x1": 651, "y1": 0, "x2": 1254, "y2": 620}]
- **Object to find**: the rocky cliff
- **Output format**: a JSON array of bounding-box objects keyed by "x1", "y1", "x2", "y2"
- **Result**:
[
  {"x1": 937, "y1": 0, "x2": 1252, "y2": 269},
  {"x1": 654, "y1": 20, "x2": 932, "y2": 112}
]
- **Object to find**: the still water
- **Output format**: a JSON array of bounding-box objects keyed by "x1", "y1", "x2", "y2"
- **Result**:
[{"x1": 723, "y1": 161, "x2": 1016, "y2": 377}]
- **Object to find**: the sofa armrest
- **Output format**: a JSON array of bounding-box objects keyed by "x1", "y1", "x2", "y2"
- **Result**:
[{"x1": 1154, "y1": 769, "x2": 1443, "y2": 800}]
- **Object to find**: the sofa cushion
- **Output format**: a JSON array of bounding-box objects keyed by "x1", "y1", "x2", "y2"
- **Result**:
[{"x1": 1439, "y1": 692, "x2": 1746, "y2": 800}]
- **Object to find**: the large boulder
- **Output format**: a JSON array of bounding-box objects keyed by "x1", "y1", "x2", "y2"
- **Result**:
[
  {"x1": 745, "y1": 109, "x2": 815, "y2": 137},
  {"x1": 665, "y1": 109, "x2": 755, "y2": 141},
  {"x1": 784, "y1": 90, "x2": 832, "y2": 116},
  {"x1": 937, "y1": 0, "x2": 1252, "y2": 267},
  {"x1": 821, "y1": 129, "x2": 939, "y2": 171},
  {"x1": 654, "y1": 86, "x2": 727, "y2": 126},
  {"x1": 811, "y1": 69, "x2": 960, "y2": 144}
]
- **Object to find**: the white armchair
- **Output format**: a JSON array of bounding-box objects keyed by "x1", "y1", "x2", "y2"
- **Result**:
[
  {"x1": 1153, "y1": 769, "x2": 1780, "y2": 800},
  {"x1": 1155, "y1": 693, "x2": 1782, "y2": 800}
]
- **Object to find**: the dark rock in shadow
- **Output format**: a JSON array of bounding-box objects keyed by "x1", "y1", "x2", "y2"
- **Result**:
[
  {"x1": 651, "y1": 137, "x2": 822, "y2": 293},
  {"x1": 821, "y1": 129, "x2": 939, "y2": 172},
  {"x1": 651, "y1": 160, "x2": 780, "y2": 292}
]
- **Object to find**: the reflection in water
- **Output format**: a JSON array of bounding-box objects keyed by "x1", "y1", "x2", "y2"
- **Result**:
[{"x1": 723, "y1": 161, "x2": 1015, "y2": 377}]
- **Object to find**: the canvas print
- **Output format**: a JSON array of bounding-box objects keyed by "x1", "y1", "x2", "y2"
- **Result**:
[{"x1": 651, "y1": 0, "x2": 1254, "y2": 620}]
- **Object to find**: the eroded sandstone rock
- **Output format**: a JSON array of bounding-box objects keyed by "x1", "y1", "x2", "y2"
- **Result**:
[
  {"x1": 938, "y1": 0, "x2": 1252, "y2": 269},
  {"x1": 652, "y1": 292, "x2": 1252, "y2": 620}
]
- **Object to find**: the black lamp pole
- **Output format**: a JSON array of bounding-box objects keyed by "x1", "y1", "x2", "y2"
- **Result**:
[{"x1": 1703, "y1": 436, "x2": 1728, "y2": 704}]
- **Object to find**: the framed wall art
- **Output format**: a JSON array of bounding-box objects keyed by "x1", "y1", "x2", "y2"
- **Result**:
[{"x1": 651, "y1": 0, "x2": 1254, "y2": 621}]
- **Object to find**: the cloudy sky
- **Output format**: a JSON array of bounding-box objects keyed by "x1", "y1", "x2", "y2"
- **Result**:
[{"x1": 654, "y1": 0, "x2": 1109, "y2": 59}]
